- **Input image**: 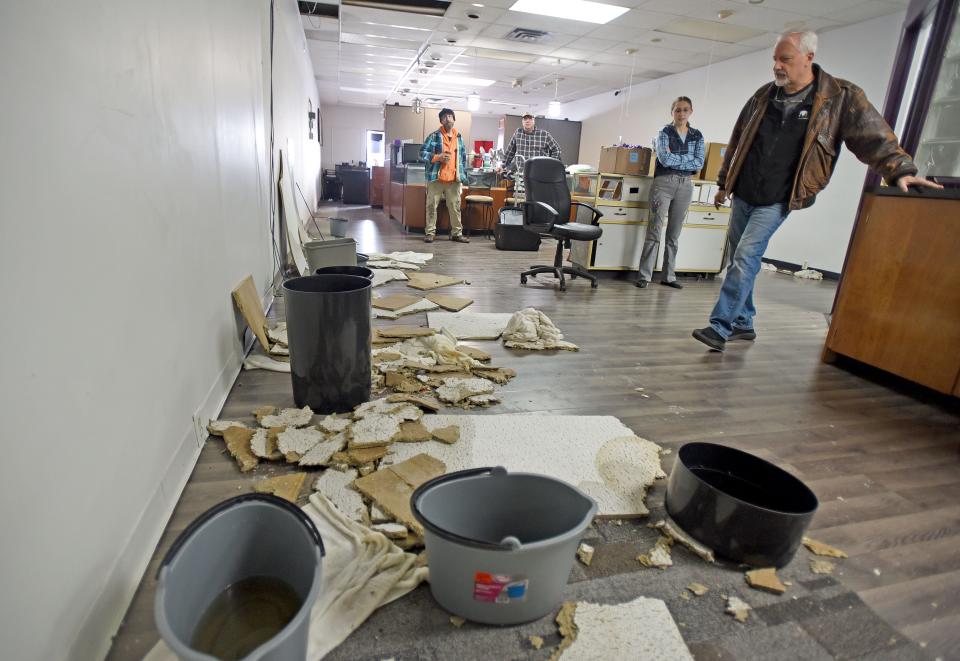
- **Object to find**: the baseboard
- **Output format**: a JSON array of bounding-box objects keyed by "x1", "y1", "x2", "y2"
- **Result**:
[
  {"x1": 762, "y1": 258, "x2": 840, "y2": 281},
  {"x1": 74, "y1": 284, "x2": 276, "y2": 661}
]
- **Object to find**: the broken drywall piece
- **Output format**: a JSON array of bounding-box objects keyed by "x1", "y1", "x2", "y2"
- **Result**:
[
  {"x1": 252, "y1": 472, "x2": 307, "y2": 503},
  {"x1": 371, "y1": 523, "x2": 408, "y2": 540},
  {"x1": 559, "y1": 597, "x2": 694, "y2": 661},
  {"x1": 502, "y1": 307, "x2": 579, "y2": 351},
  {"x1": 577, "y1": 543, "x2": 595, "y2": 566},
  {"x1": 298, "y1": 433, "x2": 347, "y2": 467},
  {"x1": 376, "y1": 325, "x2": 437, "y2": 339},
  {"x1": 436, "y1": 377, "x2": 495, "y2": 403},
  {"x1": 431, "y1": 425, "x2": 460, "y2": 444},
  {"x1": 372, "y1": 294, "x2": 423, "y2": 311},
  {"x1": 349, "y1": 414, "x2": 403, "y2": 448},
  {"x1": 687, "y1": 583, "x2": 709, "y2": 597},
  {"x1": 370, "y1": 268, "x2": 409, "y2": 288},
  {"x1": 207, "y1": 420, "x2": 248, "y2": 436},
  {"x1": 313, "y1": 469, "x2": 367, "y2": 523},
  {"x1": 386, "y1": 393, "x2": 442, "y2": 412},
  {"x1": 267, "y1": 326, "x2": 288, "y2": 347},
  {"x1": 637, "y1": 536, "x2": 673, "y2": 569},
  {"x1": 243, "y1": 355, "x2": 291, "y2": 372},
  {"x1": 802, "y1": 536, "x2": 848, "y2": 558},
  {"x1": 406, "y1": 272, "x2": 465, "y2": 290},
  {"x1": 745, "y1": 568, "x2": 787, "y2": 595},
  {"x1": 374, "y1": 298, "x2": 440, "y2": 320},
  {"x1": 269, "y1": 343, "x2": 289, "y2": 356},
  {"x1": 396, "y1": 420, "x2": 432, "y2": 442},
  {"x1": 810, "y1": 559, "x2": 835, "y2": 575},
  {"x1": 277, "y1": 427, "x2": 326, "y2": 462},
  {"x1": 725, "y1": 596, "x2": 752, "y2": 623},
  {"x1": 222, "y1": 427, "x2": 259, "y2": 472},
  {"x1": 456, "y1": 344, "x2": 491, "y2": 362},
  {"x1": 427, "y1": 311, "x2": 514, "y2": 340},
  {"x1": 353, "y1": 453, "x2": 446, "y2": 536},
  {"x1": 652, "y1": 519, "x2": 715, "y2": 563},
  {"x1": 318, "y1": 415, "x2": 351, "y2": 434},
  {"x1": 425, "y1": 293, "x2": 474, "y2": 312},
  {"x1": 260, "y1": 406, "x2": 314, "y2": 429},
  {"x1": 249, "y1": 428, "x2": 283, "y2": 461}
]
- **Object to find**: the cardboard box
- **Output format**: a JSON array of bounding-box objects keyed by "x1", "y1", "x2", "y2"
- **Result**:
[
  {"x1": 599, "y1": 146, "x2": 652, "y2": 176},
  {"x1": 699, "y1": 142, "x2": 727, "y2": 182}
]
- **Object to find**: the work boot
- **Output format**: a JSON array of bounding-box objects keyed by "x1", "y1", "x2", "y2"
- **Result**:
[
  {"x1": 451, "y1": 235, "x2": 470, "y2": 243},
  {"x1": 634, "y1": 279, "x2": 648, "y2": 288},
  {"x1": 729, "y1": 327, "x2": 757, "y2": 341},
  {"x1": 692, "y1": 327, "x2": 726, "y2": 352},
  {"x1": 424, "y1": 235, "x2": 435, "y2": 243},
  {"x1": 660, "y1": 280, "x2": 683, "y2": 289}
]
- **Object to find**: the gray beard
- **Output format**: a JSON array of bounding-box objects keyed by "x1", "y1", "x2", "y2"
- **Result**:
[{"x1": 774, "y1": 77, "x2": 787, "y2": 87}]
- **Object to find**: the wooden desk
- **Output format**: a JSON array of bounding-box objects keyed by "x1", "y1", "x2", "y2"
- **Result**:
[{"x1": 395, "y1": 184, "x2": 508, "y2": 233}]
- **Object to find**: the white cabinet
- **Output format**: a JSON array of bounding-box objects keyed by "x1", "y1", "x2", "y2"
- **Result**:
[{"x1": 592, "y1": 222, "x2": 650, "y2": 269}]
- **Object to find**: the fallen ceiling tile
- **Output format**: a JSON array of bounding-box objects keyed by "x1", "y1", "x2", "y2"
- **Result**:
[
  {"x1": 266, "y1": 326, "x2": 288, "y2": 347},
  {"x1": 431, "y1": 425, "x2": 459, "y2": 444},
  {"x1": 269, "y1": 343, "x2": 289, "y2": 356},
  {"x1": 386, "y1": 393, "x2": 442, "y2": 412},
  {"x1": 260, "y1": 406, "x2": 314, "y2": 429},
  {"x1": 725, "y1": 596, "x2": 752, "y2": 623},
  {"x1": 465, "y1": 393, "x2": 500, "y2": 407},
  {"x1": 318, "y1": 414, "x2": 351, "y2": 434},
  {"x1": 353, "y1": 398, "x2": 422, "y2": 421},
  {"x1": 745, "y1": 567, "x2": 787, "y2": 595},
  {"x1": 456, "y1": 344, "x2": 491, "y2": 362},
  {"x1": 353, "y1": 453, "x2": 446, "y2": 536},
  {"x1": 347, "y1": 445, "x2": 390, "y2": 465},
  {"x1": 349, "y1": 414, "x2": 403, "y2": 448},
  {"x1": 577, "y1": 542, "x2": 595, "y2": 566},
  {"x1": 299, "y1": 432, "x2": 348, "y2": 466},
  {"x1": 250, "y1": 428, "x2": 283, "y2": 461},
  {"x1": 370, "y1": 503, "x2": 391, "y2": 523},
  {"x1": 207, "y1": 420, "x2": 248, "y2": 436},
  {"x1": 222, "y1": 427, "x2": 259, "y2": 472},
  {"x1": 376, "y1": 325, "x2": 437, "y2": 339},
  {"x1": 637, "y1": 536, "x2": 673, "y2": 569},
  {"x1": 252, "y1": 405, "x2": 276, "y2": 422},
  {"x1": 252, "y1": 472, "x2": 307, "y2": 503},
  {"x1": 427, "y1": 311, "x2": 514, "y2": 339},
  {"x1": 471, "y1": 367, "x2": 516, "y2": 384},
  {"x1": 368, "y1": 251, "x2": 433, "y2": 265},
  {"x1": 371, "y1": 522, "x2": 408, "y2": 540},
  {"x1": 802, "y1": 536, "x2": 848, "y2": 558},
  {"x1": 313, "y1": 468, "x2": 367, "y2": 523},
  {"x1": 374, "y1": 298, "x2": 440, "y2": 320},
  {"x1": 243, "y1": 355, "x2": 291, "y2": 372},
  {"x1": 425, "y1": 293, "x2": 474, "y2": 311},
  {"x1": 372, "y1": 294, "x2": 423, "y2": 311},
  {"x1": 396, "y1": 420, "x2": 432, "y2": 442},
  {"x1": 560, "y1": 597, "x2": 693, "y2": 660},
  {"x1": 406, "y1": 272, "x2": 465, "y2": 290},
  {"x1": 367, "y1": 259, "x2": 421, "y2": 270},
  {"x1": 231, "y1": 275, "x2": 272, "y2": 352},
  {"x1": 277, "y1": 427, "x2": 327, "y2": 461},
  {"x1": 391, "y1": 415, "x2": 662, "y2": 517},
  {"x1": 436, "y1": 377, "x2": 495, "y2": 404},
  {"x1": 370, "y1": 268, "x2": 409, "y2": 288},
  {"x1": 652, "y1": 519, "x2": 715, "y2": 563}
]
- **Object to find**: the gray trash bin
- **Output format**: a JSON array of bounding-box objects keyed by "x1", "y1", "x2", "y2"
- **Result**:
[{"x1": 412, "y1": 466, "x2": 596, "y2": 625}]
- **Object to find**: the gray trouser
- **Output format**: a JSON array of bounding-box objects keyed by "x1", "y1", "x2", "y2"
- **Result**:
[{"x1": 638, "y1": 174, "x2": 693, "y2": 282}]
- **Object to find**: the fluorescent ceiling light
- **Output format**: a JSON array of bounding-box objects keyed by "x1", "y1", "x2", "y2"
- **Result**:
[
  {"x1": 508, "y1": 0, "x2": 628, "y2": 25},
  {"x1": 431, "y1": 74, "x2": 495, "y2": 87},
  {"x1": 547, "y1": 100, "x2": 561, "y2": 117},
  {"x1": 467, "y1": 92, "x2": 481, "y2": 110},
  {"x1": 339, "y1": 86, "x2": 390, "y2": 94}
]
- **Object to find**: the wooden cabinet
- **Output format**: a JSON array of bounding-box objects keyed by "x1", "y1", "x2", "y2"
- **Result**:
[
  {"x1": 370, "y1": 166, "x2": 385, "y2": 207},
  {"x1": 389, "y1": 181, "x2": 404, "y2": 222},
  {"x1": 824, "y1": 191, "x2": 960, "y2": 395}
]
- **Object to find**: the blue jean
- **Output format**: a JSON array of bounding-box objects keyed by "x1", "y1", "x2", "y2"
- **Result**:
[{"x1": 709, "y1": 197, "x2": 790, "y2": 338}]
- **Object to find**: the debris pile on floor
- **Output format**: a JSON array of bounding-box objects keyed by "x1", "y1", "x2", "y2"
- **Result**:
[
  {"x1": 502, "y1": 307, "x2": 579, "y2": 351},
  {"x1": 745, "y1": 567, "x2": 787, "y2": 594},
  {"x1": 367, "y1": 251, "x2": 433, "y2": 270}
]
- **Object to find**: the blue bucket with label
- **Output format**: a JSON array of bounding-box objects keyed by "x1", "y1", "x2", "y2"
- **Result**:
[{"x1": 411, "y1": 467, "x2": 596, "y2": 624}]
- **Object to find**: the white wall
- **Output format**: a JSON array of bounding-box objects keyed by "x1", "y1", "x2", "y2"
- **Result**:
[
  {"x1": 471, "y1": 115, "x2": 502, "y2": 145},
  {"x1": 566, "y1": 12, "x2": 905, "y2": 273},
  {"x1": 321, "y1": 104, "x2": 385, "y2": 167},
  {"x1": 0, "y1": 2, "x2": 318, "y2": 660}
]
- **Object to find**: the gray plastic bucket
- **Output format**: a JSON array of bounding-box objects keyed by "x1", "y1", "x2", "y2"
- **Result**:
[
  {"x1": 411, "y1": 467, "x2": 596, "y2": 625},
  {"x1": 303, "y1": 237, "x2": 356, "y2": 272},
  {"x1": 329, "y1": 217, "x2": 349, "y2": 238},
  {"x1": 155, "y1": 494, "x2": 324, "y2": 660}
]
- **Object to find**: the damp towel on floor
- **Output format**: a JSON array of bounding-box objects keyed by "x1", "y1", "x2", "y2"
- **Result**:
[{"x1": 143, "y1": 492, "x2": 428, "y2": 660}]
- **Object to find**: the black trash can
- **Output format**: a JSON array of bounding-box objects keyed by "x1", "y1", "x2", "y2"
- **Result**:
[
  {"x1": 282, "y1": 275, "x2": 372, "y2": 413},
  {"x1": 314, "y1": 265, "x2": 375, "y2": 280}
]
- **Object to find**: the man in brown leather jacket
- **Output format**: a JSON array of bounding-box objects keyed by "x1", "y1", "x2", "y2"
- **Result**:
[{"x1": 692, "y1": 31, "x2": 941, "y2": 352}]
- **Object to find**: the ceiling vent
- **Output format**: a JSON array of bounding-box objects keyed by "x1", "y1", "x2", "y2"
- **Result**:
[{"x1": 505, "y1": 28, "x2": 551, "y2": 43}]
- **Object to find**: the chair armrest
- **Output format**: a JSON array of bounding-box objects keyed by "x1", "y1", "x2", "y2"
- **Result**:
[
  {"x1": 570, "y1": 201, "x2": 603, "y2": 225},
  {"x1": 520, "y1": 200, "x2": 559, "y2": 234}
]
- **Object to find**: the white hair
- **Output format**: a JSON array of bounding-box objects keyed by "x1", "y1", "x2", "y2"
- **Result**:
[{"x1": 777, "y1": 30, "x2": 818, "y2": 55}]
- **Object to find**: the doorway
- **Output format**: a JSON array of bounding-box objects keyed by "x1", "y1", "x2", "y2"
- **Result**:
[{"x1": 366, "y1": 130, "x2": 385, "y2": 167}]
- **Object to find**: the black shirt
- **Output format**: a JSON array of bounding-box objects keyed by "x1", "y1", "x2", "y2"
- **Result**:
[{"x1": 734, "y1": 82, "x2": 814, "y2": 206}]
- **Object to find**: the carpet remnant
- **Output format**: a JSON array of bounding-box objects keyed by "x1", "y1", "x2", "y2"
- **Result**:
[
  {"x1": 637, "y1": 536, "x2": 674, "y2": 569},
  {"x1": 252, "y1": 472, "x2": 307, "y2": 503},
  {"x1": 313, "y1": 469, "x2": 367, "y2": 523},
  {"x1": 260, "y1": 406, "x2": 314, "y2": 429},
  {"x1": 557, "y1": 597, "x2": 694, "y2": 660},
  {"x1": 810, "y1": 559, "x2": 836, "y2": 575},
  {"x1": 222, "y1": 426, "x2": 258, "y2": 472},
  {"x1": 389, "y1": 415, "x2": 662, "y2": 518},
  {"x1": 652, "y1": 519, "x2": 715, "y2": 563},
  {"x1": 725, "y1": 596, "x2": 752, "y2": 623},
  {"x1": 745, "y1": 567, "x2": 787, "y2": 594},
  {"x1": 502, "y1": 307, "x2": 578, "y2": 351},
  {"x1": 427, "y1": 311, "x2": 514, "y2": 339},
  {"x1": 802, "y1": 537, "x2": 848, "y2": 558}
]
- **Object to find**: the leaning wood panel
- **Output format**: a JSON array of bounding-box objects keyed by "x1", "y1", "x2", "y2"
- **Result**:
[{"x1": 825, "y1": 193, "x2": 960, "y2": 393}]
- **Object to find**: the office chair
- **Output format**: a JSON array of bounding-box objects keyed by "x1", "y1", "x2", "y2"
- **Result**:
[{"x1": 519, "y1": 157, "x2": 603, "y2": 291}]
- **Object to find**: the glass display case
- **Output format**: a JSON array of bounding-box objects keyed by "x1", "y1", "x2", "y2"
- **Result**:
[{"x1": 914, "y1": 4, "x2": 960, "y2": 178}]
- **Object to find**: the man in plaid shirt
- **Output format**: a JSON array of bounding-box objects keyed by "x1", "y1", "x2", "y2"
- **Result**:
[{"x1": 498, "y1": 113, "x2": 562, "y2": 173}]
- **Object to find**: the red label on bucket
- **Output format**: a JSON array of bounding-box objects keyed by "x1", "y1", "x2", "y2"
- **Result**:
[{"x1": 473, "y1": 572, "x2": 528, "y2": 603}]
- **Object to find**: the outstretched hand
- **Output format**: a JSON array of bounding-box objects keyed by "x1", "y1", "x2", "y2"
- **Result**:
[{"x1": 896, "y1": 175, "x2": 943, "y2": 192}]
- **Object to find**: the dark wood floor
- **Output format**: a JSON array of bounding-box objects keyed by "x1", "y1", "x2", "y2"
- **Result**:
[{"x1": 107, "y1": 205, "x2": 960, "y2": 660}]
